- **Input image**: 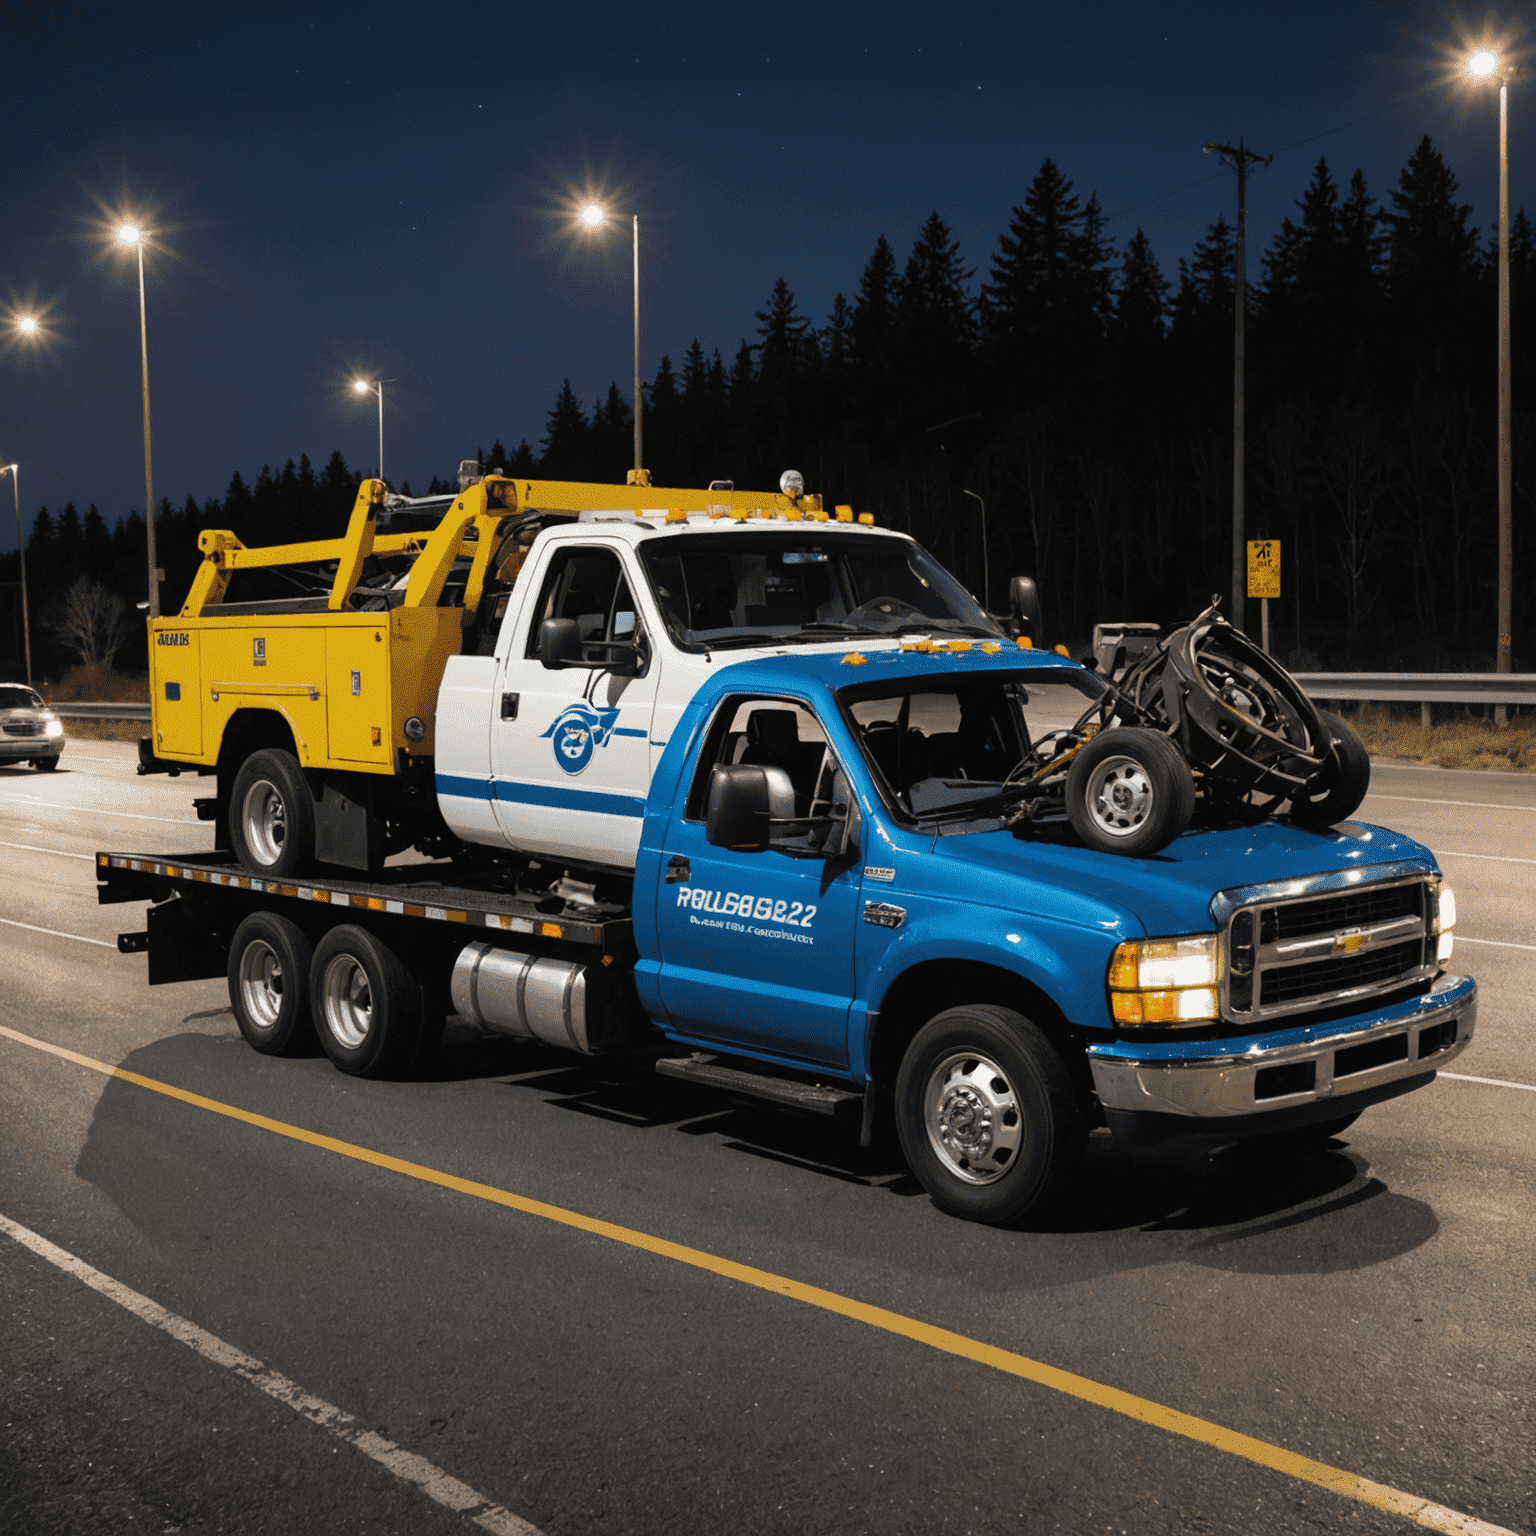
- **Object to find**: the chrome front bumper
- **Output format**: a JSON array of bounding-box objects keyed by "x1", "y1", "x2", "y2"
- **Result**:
[
  {"x1": 0, "y1": 735, "x2": 60, "y2": 757},
  {"x1": 1087, "y1": 971, "x2": 1477, "y2": 1124}
]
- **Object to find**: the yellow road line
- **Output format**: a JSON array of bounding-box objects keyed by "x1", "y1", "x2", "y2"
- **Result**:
[{"x1": 0, "y1": 1021, "x2": 1518, "y2": 1536}]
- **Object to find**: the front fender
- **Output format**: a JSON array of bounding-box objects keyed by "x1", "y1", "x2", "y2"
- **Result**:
[{"x1": 857, "y1": 894, "x2": 1127, "y2": 1065}]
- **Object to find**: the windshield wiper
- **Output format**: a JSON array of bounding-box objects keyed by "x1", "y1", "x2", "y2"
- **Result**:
[
  {"x1": 891, "y1": 620, "x2": 1002, "y2": 638},
  {"x1": 795, "y1": 620, "x2": 881, "y2": 634},
  {"x1": 910, "y1": 783, "x2": 1035, "y2": 823}
]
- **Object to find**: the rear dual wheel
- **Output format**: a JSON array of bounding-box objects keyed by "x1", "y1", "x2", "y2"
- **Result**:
[
  {"x1": 228, "y1": 912, "x2": 314, "y2": 1054},
  {"x1": 230, "y1": 748, "x2": 316, "y2": 877},
  {"x1": 310, "y1": 924, "x2": 425, "y2": 1078}
]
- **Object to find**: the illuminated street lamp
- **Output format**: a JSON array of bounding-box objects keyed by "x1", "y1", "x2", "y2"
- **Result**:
[
  {"x1": 115, "y1": 221, "x2": 161, "y2": 619},
  {"x1": 0, "y1": 463, "x2": 30, "y2": 684},
  {"x1": 351, "y1": 377, "x2": 386, "y2": 483},
  {"x1": 1466, "y1": 48, "x2": 1528, "y2": 717},
  {"x1": 15, "y1": 315, "x2": 37, "y2": 337},
  {"x1": 577, "y1": 202, "x2": 645, "y2": 483}
]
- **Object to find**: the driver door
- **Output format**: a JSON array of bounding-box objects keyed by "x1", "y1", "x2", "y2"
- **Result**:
[
  {"x1": 491, "y1": 544, "x2": 660, "y2": 867},
  {"x1": 652, "y1": 694, "x2": 861, "y2": 1069}
]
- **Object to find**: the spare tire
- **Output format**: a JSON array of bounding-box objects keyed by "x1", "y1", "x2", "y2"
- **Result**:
[
  {"x1": 1288, "y1": 710, "x2": 1370, "y2": 828},
  {"x1": 1065, "y1": 728, "x2": 1195, "y2": 856}
]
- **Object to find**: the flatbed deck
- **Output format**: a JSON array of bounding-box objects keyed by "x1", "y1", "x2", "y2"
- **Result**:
[{"x1": 95, "y1": 850, "x2": 633, "y2": 955}]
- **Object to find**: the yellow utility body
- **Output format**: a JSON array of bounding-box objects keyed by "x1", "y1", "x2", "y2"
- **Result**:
[{"x1": 148, "y1": 471, "x2": 809, "y2": 777}]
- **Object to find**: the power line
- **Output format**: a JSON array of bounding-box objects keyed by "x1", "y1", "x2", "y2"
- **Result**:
[{"x1": 1106, "y1": 86, "x2": 1427, "y2": 223}]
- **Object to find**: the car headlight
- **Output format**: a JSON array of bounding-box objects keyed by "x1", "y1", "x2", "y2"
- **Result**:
[
  {"x1": 1108, "y1": 934, "x2": 1222, "y2": 1025},
  {"x1": 1431, "y1": 879, "x2": 1456, "y2": 964},
  {"x1": 45, "y1": 718, "x2": 64, "y2": 737}
]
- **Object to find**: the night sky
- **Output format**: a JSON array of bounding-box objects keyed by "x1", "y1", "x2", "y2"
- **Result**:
[{"x1": 0, "y1": 0, "x2": 1523, "y2": 552}]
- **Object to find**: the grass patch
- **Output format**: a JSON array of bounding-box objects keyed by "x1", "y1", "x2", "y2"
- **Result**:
[
  {"x1": 1349, "y1": 702, "x2": 1536, "y2": 773},
  {"x1": 63, "y1": 719, "x2": 145, "y2": 743}
]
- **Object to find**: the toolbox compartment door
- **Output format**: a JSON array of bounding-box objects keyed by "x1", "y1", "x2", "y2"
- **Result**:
[
  {"x1": 325, "y1": 626, "x2": 391, "y2": 765},
  {"x1": 151, "y1": 629, "x2": 202, "y2": 756}
]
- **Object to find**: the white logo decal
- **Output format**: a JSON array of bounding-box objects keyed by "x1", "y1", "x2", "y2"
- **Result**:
[
  {"x1": 677, "y1": 885, "x2": 816, "y2": 942},
  {"x1": 863, "y1": 866, "x2": 896, "y2": 883}
]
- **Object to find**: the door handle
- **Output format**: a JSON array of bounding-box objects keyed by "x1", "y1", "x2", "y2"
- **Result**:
[
  {"x1": 666, "y1": 855, "x2": 690, "y2": 884},
  {"x1": 501, "y1": 692, "x2": 519, "y2": 720}
]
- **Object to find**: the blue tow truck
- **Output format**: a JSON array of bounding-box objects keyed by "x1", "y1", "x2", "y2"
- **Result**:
[{"x1": 102, "y1": 642, "x2": 1476, "y2": 1226}]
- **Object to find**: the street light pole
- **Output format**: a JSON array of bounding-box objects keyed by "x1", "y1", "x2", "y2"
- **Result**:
[
  {"x1": 1467, "y1": 51, "x2": 1525, "y2": 722},
  {"x1": 579, "y1": 203, "x2": 646, "y2": 483},
  {"x1": 632, "y1": 213, "x2": 642, "y2": 481},
  {"x1": 1205, "y1": 138, "x2": 1272, "y2": 636},
  {"x1": 116, "y1": 225, "x2": 159, "y2": 618},
  {"x1": 1498, "y1": 73, "x2": 1514, "y2": 720},
  {"x1": 961, "y1": 489, "x2": 989, "y2": 613},
  {"x1": 1, "y1": 464, "x2": 30, "y2": 684},
  {"x1": 351, "y1": 378, "x2": 387, "y2": 483}
]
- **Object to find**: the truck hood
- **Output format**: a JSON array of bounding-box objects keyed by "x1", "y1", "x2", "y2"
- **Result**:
[{"x1": 927, "y1": 817, "x2": 1437, "y2": 938}]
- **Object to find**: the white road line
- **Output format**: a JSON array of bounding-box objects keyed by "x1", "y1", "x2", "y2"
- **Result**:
[
  {"x1": 1365, "y1": 793, "x2": 1536, "y2": 812},
  {"x1": 0, "y1": 840, "x2": 94, "y2": 861},
  {"x1": 1438, "y1": 850, "x2": 1536, "y2": 866},
  {"x1": 4, "y1": 794, "x2": 198, "y2": 826},
  {"x1": 0, "y1": 917, "x2": 115, "y2": 948},
  {"x1": 1456, "y1": 936, "x2": 1536, "y2": 952},
  {"x1": 0, "y1": 1212, "x2": 540, "y2": 1536},
  {"x1": 1442, "y1": 1072, "x2": 1536, "y2": 1093}
]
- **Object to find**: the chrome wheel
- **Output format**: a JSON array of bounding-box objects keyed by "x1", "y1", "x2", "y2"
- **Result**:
[
  {"x1": 1082, "y1": 754, "x2": 1155, "y2": 840},
  {"x1": 320, "y1": 953, "x2": 373, "y2": 1048},
  {"x1": 922, "y1": 1051, "x2": 1021, "y2": 1185},
  {"x1": 237, "y1": 939, "x2": 284, "y2": 1029},
  {"x1": 241, "y1": 777, "x2": 287, "y2": 867}
]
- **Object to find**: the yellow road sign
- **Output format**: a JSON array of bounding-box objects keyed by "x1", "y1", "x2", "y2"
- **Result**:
[{"x1": 1247, "y1": 539, "x2": 1281, "y2": 600}]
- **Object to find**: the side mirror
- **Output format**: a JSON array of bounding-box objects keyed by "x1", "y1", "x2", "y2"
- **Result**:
[
  {"x1": 540, "y1": 617, "x2": 583, "y2": 670},
  {"x1": 705, "y1": 765, "x2": 795, "y2": 850},
  {"x1": 1008, "y1": 576, "x2": 1041, "y2": 642}
]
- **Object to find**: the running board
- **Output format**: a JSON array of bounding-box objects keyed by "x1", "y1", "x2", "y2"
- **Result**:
[{"x1": 655, "y1": 1053, "x2": 862, "y2": 1116}]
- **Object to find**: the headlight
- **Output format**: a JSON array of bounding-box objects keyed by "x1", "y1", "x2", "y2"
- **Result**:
[
  {"x1": 45, "y1": 718, "x2": 64, "y2": 737},
  {"x1": 1108, "y1": 934, "x2": 1221, "y2": 1025},
  {"x1": 1431, "y1": 879, "x2": 1456, "y2": 963}
]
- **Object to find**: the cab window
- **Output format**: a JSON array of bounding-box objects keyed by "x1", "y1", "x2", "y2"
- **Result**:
[{"x1": 524, "y1": 548, "x2": 641, "y2": 657}]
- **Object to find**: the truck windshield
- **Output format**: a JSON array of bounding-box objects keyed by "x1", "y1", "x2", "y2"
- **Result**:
[
  {"x1": 0, "y1": 686, "x2": 44, "y2": 710},
  {"x1": 638, "y1": 532, "x2": 996, "y2": 651},
  {"x1": 839, "y1": 670, "x2": 1105, "y2": 820}
]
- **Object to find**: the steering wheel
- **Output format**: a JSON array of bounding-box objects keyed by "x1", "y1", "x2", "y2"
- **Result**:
[{"x1": 846, "y1": 595, "x2": 925, "y2": 623}]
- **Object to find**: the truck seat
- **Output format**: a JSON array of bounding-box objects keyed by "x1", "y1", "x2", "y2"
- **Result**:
[{"x1": 739, "y1": 710, "x2": 825, "y2": 803}]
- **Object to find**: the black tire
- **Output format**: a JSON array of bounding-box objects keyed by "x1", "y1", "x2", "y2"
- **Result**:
[
  {"x1": 229, "y1": 748, "x2": 316, "y2": 876},
  {"x1": 1065, "y1": 728, "x2": 1195, "y2": 856},
  {"x1": 1288, "y1": 711, "x2": 1370, "y2": 828},
  {"x1": 227, "y1": 911, "x2": 314, "y2": 1055},
  {"x1": 33, "y1": 755, "x2": 59, "y2": 771},
  {"x1": 309, "y1": 924, "x2": 422, "y2": 1077},
  {"x1": 894, "y1": 1005, "x2": 1084, "y2": 1225}
]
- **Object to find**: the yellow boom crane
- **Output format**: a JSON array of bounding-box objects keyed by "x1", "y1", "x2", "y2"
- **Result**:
[{"x1": 143, "y1": 470, "x2": 819, "y2": 868}]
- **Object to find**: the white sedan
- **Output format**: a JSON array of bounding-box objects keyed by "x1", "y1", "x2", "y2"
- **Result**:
[{"x1": 0, "y1": 683, "x2": 65, "y2": 770}]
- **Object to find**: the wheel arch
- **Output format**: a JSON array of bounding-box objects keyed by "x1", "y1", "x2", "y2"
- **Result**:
[{"x1": 868, "y1": 957, "x2": 1095, "y2": 1107}]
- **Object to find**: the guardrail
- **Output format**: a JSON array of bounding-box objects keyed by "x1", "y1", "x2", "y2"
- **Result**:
[
  {"x1": 43, "y1": 675, "x2": 1536, "y2": 728},
  {"x1": 50, "y1": 702, "x2": 151, "y2": 721},
  {"x1": 1293, "y1": 673, "x2": 1536, "y2": 726}
]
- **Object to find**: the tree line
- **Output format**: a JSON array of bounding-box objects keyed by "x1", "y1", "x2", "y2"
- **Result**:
[{"x1": 1, "y1": 131, "x2": 1529, "y2": 680}]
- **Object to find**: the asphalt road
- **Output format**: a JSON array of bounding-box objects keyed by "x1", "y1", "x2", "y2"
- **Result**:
[{"x1": 1, "y1": 742, "x2": 1531, "y2": 1536}]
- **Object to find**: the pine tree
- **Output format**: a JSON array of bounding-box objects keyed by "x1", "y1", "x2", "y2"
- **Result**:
[
  {"x1": 508, "y1": 440, "x2": 537, "y2": 474},
  {"x1": 1113, "y1": 229, "x2": 1169, "y2": 351},
  {"x1": 851, "y1": 235, "x2": 899, "y2": 376},
  {"x1": 821, "y1": 293, "x2": 852, "y2": 378},
  {"x1": 539, "y1": 380, "x2": 589, "y2": 477},
  {"x1": 681, "y1": 340, "x2": 708, "y2": 400},
  {"x1": 755, "y1": 278, "x2": 813, "y2": 386},
  {"x1": 650, "y1": 355, "x2": 679, "y2": 412},
  {"x1": 1384, "y1": 136, "x2": 1478, "y2": 311},
  {"x1": 1172, "y1": 215, "x2": 1236, "y2": 326}
]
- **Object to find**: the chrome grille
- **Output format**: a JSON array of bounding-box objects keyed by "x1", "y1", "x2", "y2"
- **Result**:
[
  {"x1": 2, "y1": 721, "x2": 44, "y2": 737},
  {"x1": 1223, "y1": 874, "x2": 1435, "y2": 1024}
]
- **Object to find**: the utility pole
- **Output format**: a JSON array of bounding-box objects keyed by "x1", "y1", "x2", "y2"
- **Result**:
[{"x1": 1205, "y1": 137, "x2": 1272, "y2": 635}]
